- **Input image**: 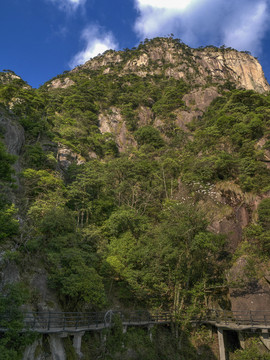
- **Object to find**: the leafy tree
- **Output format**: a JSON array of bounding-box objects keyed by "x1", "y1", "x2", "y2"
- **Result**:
[
  {"x1": 0, "y1": 142, "x2": 15, "y2": 182},
  {"x1": 0, "y1": 284, "x2": 37, "y2": 360},
  {"x1": 0, "y1": 202, "x2": 19, "y2": 242},
  {"x1": 184, "y1": 89, "x2": 270, "y2": 191},
  {"x1": 134, "y1": 126, "x2": 164, "y2": 149},
  {"x1": 258, "y1": 199, "x2": 270, "y2": 230},
  {"x1": 0, "y1": 141, "x2": 18, "y2": 243},
  {"x1": 105, "y1": 201, "x2": 226, "y2": 311},
  {"x1": 48, "y1": 248, "x2": 106, "y2": 309},
  {"x1": 22, "y1": 169, "x2": 64, "y2": 199}
]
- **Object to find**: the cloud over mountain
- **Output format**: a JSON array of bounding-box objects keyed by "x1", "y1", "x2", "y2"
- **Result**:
[
  {"x1": 47, "y1": 0, "x2": 86, "y2": 12},
  {"x1": 69, "y1": 25, "x2": 118, "y2": 68},
  {"x1": 134, "y1": 0, "x2": 270, "y2": 54}
]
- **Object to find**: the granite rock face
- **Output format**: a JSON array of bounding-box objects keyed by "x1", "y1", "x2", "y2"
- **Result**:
[
  {"x1": 228, "y1": 256, "x2": 270, "y2": 312},
  {"x1": 49, "y1": 335, "x2": 66, "y2": 360},
  {"x1": 193, "y1": 49, "x2": 269, "y2": 93},
  {"x1": 0, "y1": 108, "x2": 24, "y2": 156},
  {"x1": 57, "y1": 143, "x2": 85, "y2": 169},
  {"x1": 77, "y1": 39, "x2": 269, "y2": 93},
  {"x1": 98, "y1": 107, "x2": 136, "y2": 152},
  {"x1": 48, "y1": 77, "x2": 75, "y2": 89}
]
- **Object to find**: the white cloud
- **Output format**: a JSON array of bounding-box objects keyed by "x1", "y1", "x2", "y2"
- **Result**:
[
  {"x1": 223, "y1": 2, "x2": 268, "y2": 53},
  {"x1": 134, "y1": 0, "x2": 270, "y2": 54},
  {"x1": 137, "y1": 0, "x2": 193, "y2": 10},
  {"x1": 48, "y1": 0, "x2": 86, "y2": 12},
  {"x1": 69, "y1": 25, "x2": 118, "y2": 68}
]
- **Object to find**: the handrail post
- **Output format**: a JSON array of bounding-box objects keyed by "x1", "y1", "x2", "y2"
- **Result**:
[
  {"x1": 48, "y1": 312, "x2": 51, "y2": 331},
  {"x1": 33, "y1": 314, "x2": 36, "y2": 330},
  {"x1": 21, "y1": 308, "x2": 270, "y2": 335}
]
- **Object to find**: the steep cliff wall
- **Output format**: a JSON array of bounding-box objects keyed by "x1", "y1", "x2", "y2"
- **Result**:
[
  {"x1": 74, "y1": 38, "x2": 269, "y2": 93},
  {"x1": 194, "y1": 49, "x2": 269, "y2": 93},
  {"x1": 1, "y1": 38, "x2": 270, "y2": 359},
  {"x1": 0, "y1": 108, "x2": 24, "y2": 157}
]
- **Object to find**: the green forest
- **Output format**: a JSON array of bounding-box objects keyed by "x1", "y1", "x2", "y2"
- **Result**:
[{"x1": 0, "y1": 38, "x2": 270, "y2": 359}]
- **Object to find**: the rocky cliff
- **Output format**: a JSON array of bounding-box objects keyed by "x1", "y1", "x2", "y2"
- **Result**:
[
  {"x1": 39, "y1": 40, "x2": 270, "y2": 316},
  {"x1": 0, "y1": 37, "x2": 270, "y2": 359},
  {"x1": 73, "y1": 38, "x2": 269, "y2": 93},
  {"x1": 0, "y1": 108, "x2": 24, "y2": 157}
]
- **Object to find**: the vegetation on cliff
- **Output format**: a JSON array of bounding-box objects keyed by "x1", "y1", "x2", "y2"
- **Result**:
[{"x1": 0, "y1": 37, "x2": 270, "y2": 358}]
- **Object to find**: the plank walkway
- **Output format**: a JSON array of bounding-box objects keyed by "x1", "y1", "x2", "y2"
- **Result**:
[
  {"x1": 199, "y1": 309, "x2": 270, "y2": 330},
  {"x1": 1, "y1": 309, "x2": 270, "y2": 333}
]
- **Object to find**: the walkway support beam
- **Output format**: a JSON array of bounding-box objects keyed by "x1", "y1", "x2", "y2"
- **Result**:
[
  {"x1": 73, "y1": 332, "x2": 85, "y2": 359},
  {"x1": 217, "y1": 327, "x2": 226, "y2": 360},
  {"x1": 260, "y1": 330, "x2": 270, "y2": 350},
  {"x1": 148, "y1": 324, "x2": 154, "y2": 342}
]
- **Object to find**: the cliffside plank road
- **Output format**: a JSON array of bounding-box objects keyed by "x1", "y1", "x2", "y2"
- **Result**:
[
  {"x1": 3, "y1": 309, "x2": 268, "y2": 332},
  {"x1": 1, "y1": 309, "x2": 270, "y2": 359}
]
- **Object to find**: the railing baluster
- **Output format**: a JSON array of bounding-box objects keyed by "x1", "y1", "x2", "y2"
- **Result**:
[
  {"x1": 48, "y1": 312, "x2": 51, "y2": 331},
  {"x1": 75, "y1": 314, "x2": 78, "y2": 329},
  {"x1": 32, "y1": 314, "x2": 36, "y2": 329},
  {"x1": 12, "y1": 309, "x2": 270, "y2": 335}
]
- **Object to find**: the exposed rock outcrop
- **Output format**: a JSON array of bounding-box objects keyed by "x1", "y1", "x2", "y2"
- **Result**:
[
  {"x1": 30, "y1": 269, "x2": 60, "y2": 311},
  {"x1": 49, "y1": 335, "x2": 66, "y2": 360},
  {"x1": 228, "y1": 256, "x2": 270, "y2": 312},
  {"x1": 75, "y1": 39, "x2": 269, "y2": 93},
  {"x1": 0, "y1": 108, "x2": 24, "y2": 156},
  {"x1": 174, "y1": 110, "x2": 202, "y2": 131},
  {"x1": 48, "y1": 77, "x2": 75, "y2": 89},
  {"x1": 183, "y1": 87, "x2": 220, "y2": 111},
  {"x1": 99, "y1": 107, "x2": 136, "y2": 152},
  {"x1": 137, "y1": 106, "x2": 154, "y2": 127},
  {"x1": 194, "y1": 49, "x2": 269, "y2": 93},
  {"x1": 0, "y1": 71, "x2": 30, "y2": 89},
  {"x1": 57, "y1": 143, "x2": 85, "y2": 170},
  {"x1": 23, "y1": 340, "x2": 42, "y2": 360},
  {"x1": 23, "y1": 336, "x2": 67, "y2": 360}
]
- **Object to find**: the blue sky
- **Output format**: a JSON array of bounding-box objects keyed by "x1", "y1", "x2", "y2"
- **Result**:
[{"x1": 1, "y1": 0, "x2": 270, "y2": 88}]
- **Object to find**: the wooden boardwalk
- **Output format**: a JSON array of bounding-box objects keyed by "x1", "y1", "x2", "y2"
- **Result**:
[
  {"x1": 199, "y1": 309, "x2": 270, "y2": 331},
  {"x1": 1, "y1": 309, "x2": 270, "y2": 333}
]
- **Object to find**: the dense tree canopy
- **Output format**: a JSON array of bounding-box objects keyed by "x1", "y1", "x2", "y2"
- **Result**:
[{"x1": 0, "y1": 38, "x2": 270, "y2": 357}]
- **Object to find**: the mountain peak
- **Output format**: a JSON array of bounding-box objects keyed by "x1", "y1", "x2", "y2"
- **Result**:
[{"x1": 71, "y1": 37, "x2": 269, "y2": 94}]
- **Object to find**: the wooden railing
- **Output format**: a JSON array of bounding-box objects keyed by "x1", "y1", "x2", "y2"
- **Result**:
[
  {"x1": 1, "y1": 309, "x2": 270, "y2": 333},
  {"x1": 199, "y1": 309, "x2": 270, "y2": 327},
  {"x1": 0, "y1": 310, "x2": 172, "y2": 332}
]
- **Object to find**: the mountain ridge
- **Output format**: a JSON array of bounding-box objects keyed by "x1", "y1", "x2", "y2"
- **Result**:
[
  {"x1": 71, "y1": 38, "x2": 270, "y2": 93},
  {"x1": 0, "y1": 37, "x2": 270, "y2": 359}
]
